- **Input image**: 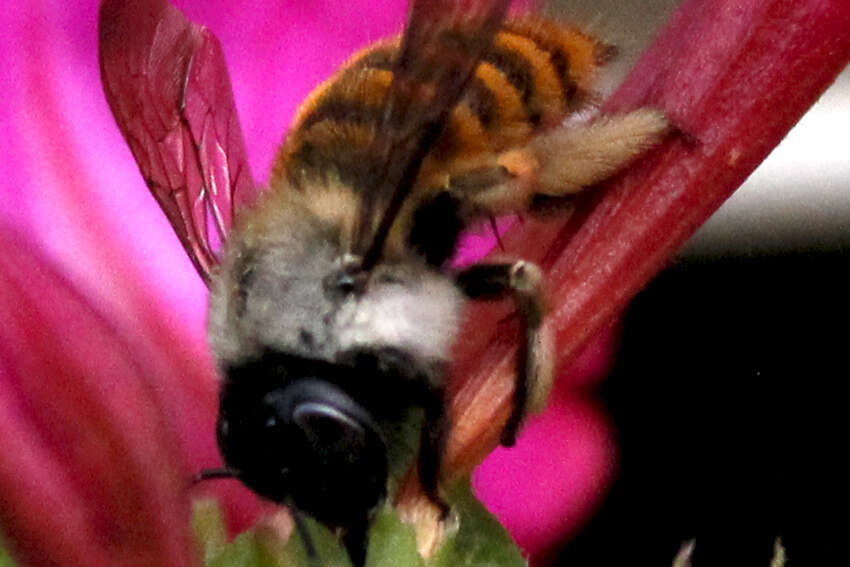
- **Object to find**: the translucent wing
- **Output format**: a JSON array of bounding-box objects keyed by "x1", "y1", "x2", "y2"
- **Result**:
[
  {"x1": 359, "y1": 0, "x2": 511, "y2": 268},
  {"x1": 99, "y1": 0, "x2": 258, "y2": 284}
]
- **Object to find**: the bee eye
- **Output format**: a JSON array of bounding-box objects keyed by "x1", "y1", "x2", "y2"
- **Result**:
[
  {"x1": 216, "y1": 366, "x2": 388, "y2": 528},
  {"x1": 292, "y1": 402, "x2": 366, "y2": 448},
  {"x1": 263, "y1": 380, "x2": 384, "y2": 467}
]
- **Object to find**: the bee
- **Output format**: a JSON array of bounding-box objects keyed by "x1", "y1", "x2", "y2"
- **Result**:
[{"x1": 100, "y1": 0, "x2": 667, "y2": 564}]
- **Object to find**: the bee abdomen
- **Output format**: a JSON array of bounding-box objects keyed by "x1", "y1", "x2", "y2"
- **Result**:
[{"x1": 274, "y1": 17, "x2": 608, "y2": 189}]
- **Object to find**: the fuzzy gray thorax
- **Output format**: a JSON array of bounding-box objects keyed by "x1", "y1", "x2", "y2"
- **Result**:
[{"x1": 207, "y1": 207, "x2": 464, "y2": 384}]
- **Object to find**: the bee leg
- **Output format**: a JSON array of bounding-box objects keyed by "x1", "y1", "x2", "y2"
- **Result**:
[
  {"x1": 448, "y1": 109, "x2": 668, "y2": 215},
  {"x1": 455, "y1": 261, "x2": 554, "y2": 447},
  {"x1": 292, "y1": 509, "x2": 319, "y2": 563},
  {"x1": 342, "y1": 518, "x2": 370, "y2": 567},
  {"x1": 418, "y1": 384, "x2": 450, "y2": 517},
  {"x1": 520, "y1": 108, "x2": 669, "y2": 196}
]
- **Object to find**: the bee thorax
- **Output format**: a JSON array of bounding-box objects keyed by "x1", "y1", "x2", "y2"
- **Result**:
[
  {"x1": 208, "y1": 221, "x2": 463, "y2": 379},
  {"x1": 334, "y1": 272, "x2": 463, "y2": 366}
]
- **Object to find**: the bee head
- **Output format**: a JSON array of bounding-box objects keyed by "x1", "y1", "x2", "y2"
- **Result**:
[{"x1": 216, "y1": 352, "x2": 388, "y2": 527}]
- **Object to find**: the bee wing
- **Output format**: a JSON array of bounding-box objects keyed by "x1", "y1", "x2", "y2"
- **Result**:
[
  {"x1": 360, "y1": 0, "x2": 510, "y2": 268},
  {"x1": 99, "y1": 0, "x2": 258, "y2": 284}
]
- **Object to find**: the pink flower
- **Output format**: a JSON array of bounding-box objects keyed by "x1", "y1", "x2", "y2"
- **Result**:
[
  {"x1": 0, "y1": 226, "x2": 201, "y2": 566},
  {"x1": 2, "y1": 1, "x2": 849, "y2": 566}
]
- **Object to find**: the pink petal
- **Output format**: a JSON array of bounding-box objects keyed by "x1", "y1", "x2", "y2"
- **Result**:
[
  {"x1": 0, "y1": 226, "x2": 196, "y2": 566},
  {"x1": 473, "y1": 393, "x2": 616, "y2": 561}
]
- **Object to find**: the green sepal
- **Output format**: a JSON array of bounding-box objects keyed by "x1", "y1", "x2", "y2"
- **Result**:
[
  {"x1": 192, "y1": 478, "x2": 527, "y2": 567},
  {"x1": 429, "y1": 478, "x2": 527, "y2": 567},
  {"x1": 365, "y1": 507, "x2": 424, "y2": 567},
  {"x1": 0, "y1": 540, "x2": 20, "y2": 567}
]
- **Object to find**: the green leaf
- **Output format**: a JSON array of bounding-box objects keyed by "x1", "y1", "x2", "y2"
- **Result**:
[
  {"x1": 431, "y1": 479, "x2": 527, "y2": 567},
  {"x1": 366, "y1": 508, "x2": 424, "y2": 567},
  {"x1": 192, "y1": 499, "x2": 229, "y2": 564},
  {"x1": 275, "y1": 516, "x2": 351, "y2": 567},
  {"x1": 192, "y1": 478, "x2": 526, "y2": 567},
  {"x1": 193, "y1": 500, "x2": 282, "y2": 567},
  {"x1": 0, "y1": 537, "x2": 19, "y2": 567},
  {"x1": 193, "y1": 501, "x2": 349, "y2": 567},
  {"x1": 206, "y1": 531, "x2": 273, "y2": 567}
]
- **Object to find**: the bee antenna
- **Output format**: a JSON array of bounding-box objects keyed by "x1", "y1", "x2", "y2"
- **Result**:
[{"x1": 191, "y1": 467, "x2": 241, "y2": 485}]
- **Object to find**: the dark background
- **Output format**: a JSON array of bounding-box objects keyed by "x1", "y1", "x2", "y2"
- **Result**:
[
  {"x1": 555, "y1": 250, "x2": 848, "y2": 565},
  {"x1": 545, "y1": 1, "x2": 849, "y2": 564}
]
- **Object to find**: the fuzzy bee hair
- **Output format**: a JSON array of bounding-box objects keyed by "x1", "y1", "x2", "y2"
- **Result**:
[
  {"x1": 100, "y1": 0, "x2": 667, "y2": 564},
  {"x1": 208, "y1": 191, "x2": 464, "y2": 384}
]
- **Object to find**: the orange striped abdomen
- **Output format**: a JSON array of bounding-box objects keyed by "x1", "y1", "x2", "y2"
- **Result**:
[{"x1": 272, "y1": 17, "x2": 611, "y2": 192}]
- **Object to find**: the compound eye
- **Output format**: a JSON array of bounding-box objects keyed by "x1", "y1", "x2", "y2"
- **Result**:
[
  {"x1": 260, "y1": 378, "x2": 388, "y2": 527},
  {"x1": 263, "y1": 379, "x2": 387, "y2": 467},
  {"x1": 216, "y1": 367, "x2": 389, "y2": 528},
  {"x1": 292, "y1": 402, "x2": 367, "y2": 451}
]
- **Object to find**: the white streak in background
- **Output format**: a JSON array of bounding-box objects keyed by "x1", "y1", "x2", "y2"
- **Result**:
[
  {"x1": 683, "y1": 68, "x2": 850, "y2": 256},
  {"x1": 559, "y1": 0, "x2": 850, "y2": 257}
]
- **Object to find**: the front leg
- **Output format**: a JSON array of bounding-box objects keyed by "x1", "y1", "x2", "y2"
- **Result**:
[
  {"x1": 456, "y1": 261, "x2": 555, "y2": 446},
  {"x1": 418, "y1": 383, "x2": 449, "y2": 516}
]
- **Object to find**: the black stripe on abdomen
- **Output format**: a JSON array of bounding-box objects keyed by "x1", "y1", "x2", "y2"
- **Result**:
[{"x1": 480, "y1": 43, "x2": 540, "y2": 124}]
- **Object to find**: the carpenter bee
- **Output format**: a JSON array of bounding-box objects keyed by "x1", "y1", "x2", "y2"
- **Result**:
[{"x1": 100, "y1": 0, "x2": 667, "y2": 564}]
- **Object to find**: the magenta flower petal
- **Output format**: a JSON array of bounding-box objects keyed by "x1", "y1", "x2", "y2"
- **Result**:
[
  {"x1": 1, "y1": 0, "x2": 407, "y2": 550},
  {"x1": 474, "y1": 393, "x2": 615, "y2": 562},
  {"x1": 0, "y1": 226, "x2": 196, "y2": 566}
]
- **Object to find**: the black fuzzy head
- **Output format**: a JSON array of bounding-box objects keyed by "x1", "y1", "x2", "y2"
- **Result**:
[{"x1": 217, "y1": 352, "x2": 389, "y2": 529}]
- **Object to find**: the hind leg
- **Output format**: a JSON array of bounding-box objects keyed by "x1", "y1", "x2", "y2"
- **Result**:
[
  {"x1": 446, "y1": 108, "x2": 669, "y2": 216},
  {"x1": 456, "y1": 260, "x2": 554, "y2": 446}
]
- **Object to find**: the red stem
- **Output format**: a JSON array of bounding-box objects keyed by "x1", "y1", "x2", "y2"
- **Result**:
[{"x1": 445, "y1": 0, "x2": 850, "y2": 472}]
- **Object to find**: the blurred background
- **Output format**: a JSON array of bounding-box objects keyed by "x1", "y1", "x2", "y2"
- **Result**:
[
  {"x1": 549, "y1": 1, "x2": 850, "y2": 565},
  {"x1": 1, "y1": 0, "x2": 847, "y2": 565}
]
